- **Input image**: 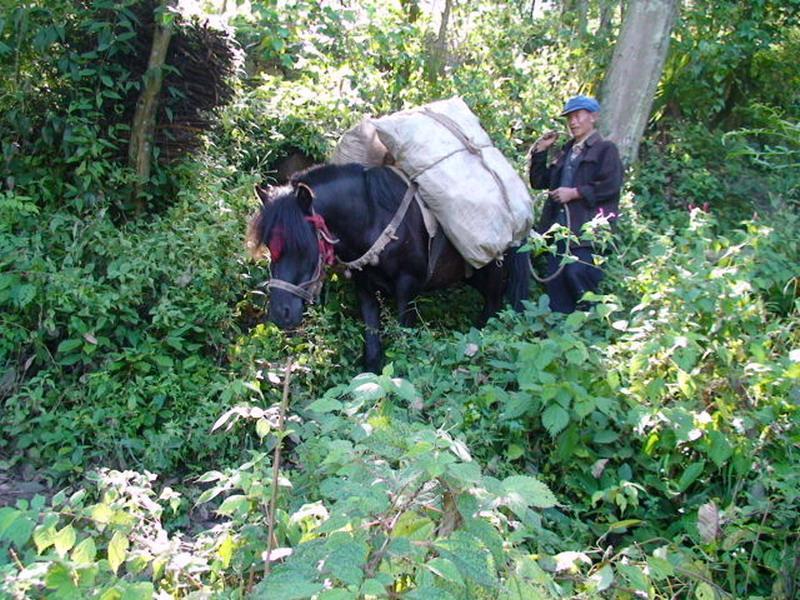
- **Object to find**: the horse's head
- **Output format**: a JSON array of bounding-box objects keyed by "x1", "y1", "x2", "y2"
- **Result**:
[{"x1": 247, "y1": 182, "x2": 321, "y2": 329}]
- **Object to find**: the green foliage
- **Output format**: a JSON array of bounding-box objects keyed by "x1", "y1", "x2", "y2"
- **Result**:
[
  {"x1": 660, "y1": 0, "x2": 800, "y2": 125},
  {"x1": 2, "y1": 2, "x2": 799, "y2": 599},
  {"x1": 1, "y1": 160, "x2": 257, "y2": 474}
]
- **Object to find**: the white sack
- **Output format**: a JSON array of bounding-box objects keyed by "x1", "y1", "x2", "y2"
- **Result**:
[
  {"x1": 371, "y1": 97, "x2": 533, "y2": 268},
  {"x1": 331, "y1": 118, "x2": 392, "y2": 166}
]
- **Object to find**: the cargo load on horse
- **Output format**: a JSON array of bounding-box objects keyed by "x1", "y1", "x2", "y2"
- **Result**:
[{"x1": 331, "y1": 97, "x2": 534, "y2": 268}]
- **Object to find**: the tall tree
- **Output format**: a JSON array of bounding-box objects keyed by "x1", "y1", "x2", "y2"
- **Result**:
[
  {"x1": 598, "y1": 0, "x2": 678, "y2": 165},
  {"x1": 128, "y1": 0, "x2": 176, "y2": 209},
  {"x1": 427, "y1": 0, "x2": 453, "y2": 80}
]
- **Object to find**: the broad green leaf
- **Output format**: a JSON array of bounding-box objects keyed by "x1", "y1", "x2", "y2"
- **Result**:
[
  {"x1": 307, "y1": 397, "x2": 343, "y2": 413},
  {"x1": 256, "y1": 417, "x2": 271, "y2": 439},
  {"x1": 463, "y1": 518, "x2": 505, "y2": 566},
  {"x1": 617, "y1": 563, "x2": 648, "y2": 591},
  {"x1": 33, "y1": 520, "x2": 58, "y2": 554},
  {"x1": 500, "y1": 392, "x2": 531, "y2": 420},
  {"x1": 391, "y1": 377, "x2": 418, "y2": 403},
  {"x1": 322, "y1": 538, "x2": 368, "y2": 586},
  {"x1": 506, "y1": 444, "x2": 524, "y2": 460},
  {"x1": 677, "y1": 461, "x2": 706, "y2": 492},
  {"x1": 392, "y1": 511, "x2": 434, "y2": 540},
  {"x1": 45, "y1": 563, "x2": 77, "y2": 593},
  {"x1": 57, "y1": 338, "x2": 82, "y2": 353},
  {"x1": 446, "y1": 461, "x2": 482, "y2": 485},
  {"x1": 707, "y1": 431, "x2": 732, "y2": 467},
  {"x1": 434, "y1": 533, "x2": 498, "y2": 588},
  {"x1": 53, "y1": 524, "x2": 77, "y2": 557},
  {"x1": 405, "y1": 587, "x2": 458, "y2": 600},
  {"x1": 72, "y1": 536, "x2": 97, "y2": 565},
  {"x1": 360, "y1": 579, "x2": 388, "y2": 596},
  {"x1": 647, "y1": 555, "x2": 674, "y2": 580},
  {"x1": 592, "y1": 429, "x2": 619, "y2": 444},
  {"x1": 574, "y1": 398, "x2": 595, "y2": 418},
  {"x1": 588, "y1": 564, "x2": 614, "y2": 591},
  {"x1": 502, "y1": 476, "x2": 557, "y2": 509},
  {"x1": 196, "y1": 486, "x2": 225, "y2": 505},
  {"x1": 254, "y1": 571, "x2": 325, "y2": 598},
  {"x1": 350, "y1": 381, "x2": 385, "y2": 402},
  {"x1": 89, "y1": 503, "x2": 114, "y2": 525},
  {"x1": 426, "y1": 557, "x2": 464, "y2": 586},
  {"x1": 516, "y1": 555, "x2": 554, "y2": 585},
  {"x1": 153, "y1": 355, "x2": 173, "y2": 368},
  {"x1": 541, "y1": 404, "x2": 569, "y2": 437},
  {"x1": 108, "y1": 530, "x2": 129, "y2": 574},
  {"x1": 120, "y1": 582, "x2": 155, "y2": 600},
  {"x1": 695, "y1": 582, "x2": 716, "y2": 600},
  {"x1": 217, "y1": 494, "x2": 250, "y2": 516},
  {"x1": 217, "y1": 533, "x2": 234, "y2": 568},
  {"x1": 0, "y1": 509, "x2": 34, "y2": 548}
]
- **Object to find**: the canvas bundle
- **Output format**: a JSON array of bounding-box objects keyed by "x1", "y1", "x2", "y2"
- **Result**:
[
  {"x1": 331, "y1": 118, "x2": 393, "y2": 167},
  {"x1": 331, "y1": 98, "x2": 533, "y2": 268}
]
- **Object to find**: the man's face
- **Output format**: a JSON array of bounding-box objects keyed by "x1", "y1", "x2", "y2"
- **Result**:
[{"x1": 566, "y1": 109, "x2": 597, "y2": 141}]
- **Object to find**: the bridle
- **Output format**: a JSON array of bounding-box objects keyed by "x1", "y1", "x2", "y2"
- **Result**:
[
  {"x1": 266, "y1": 209, "x2": 339, "y2": 304},
  {"x1": 266, "y1": 171, "x2": 416, "y2": 304}
]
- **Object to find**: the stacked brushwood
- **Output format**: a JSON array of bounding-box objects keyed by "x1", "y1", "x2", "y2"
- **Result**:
[
  {"x1": 128, "y1": 2, "x2": 239, "y2": 162},
  {"x1": 80, "y1": 0, "x2": 240, "y2": 163}
]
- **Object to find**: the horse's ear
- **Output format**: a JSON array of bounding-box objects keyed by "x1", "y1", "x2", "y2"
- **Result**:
[
  {"x1": 294, "y1": 182, "x2": 315, "y2": 214},
  {"x1": 255, "y1": 184, "x2": 271, "y2": 206}
]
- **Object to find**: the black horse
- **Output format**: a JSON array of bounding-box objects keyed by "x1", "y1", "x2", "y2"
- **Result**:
[{"x1": 247, "y1": 163, "x2": 530, "y2": 372}]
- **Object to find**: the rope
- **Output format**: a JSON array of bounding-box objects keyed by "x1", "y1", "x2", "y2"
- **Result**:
[
  {"x1": 530, "y1": 203, "x2": 572, "y2": 284},
  {"x1": 420, "y1": 108, "x2": 513, "y2": 215}
]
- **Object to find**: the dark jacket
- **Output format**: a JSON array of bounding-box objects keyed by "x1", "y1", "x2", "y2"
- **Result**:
[{"x1": 529, "y1": 132, "x2": 623, "y2": 245}]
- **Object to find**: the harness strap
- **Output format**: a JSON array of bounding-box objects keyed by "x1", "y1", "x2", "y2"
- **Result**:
[
  {"x1": 339, "y1": 172, "x2": 417, "y2": 272},
  {"x1": 267, "y1": 278, "x2": 318, "y2": 304}
]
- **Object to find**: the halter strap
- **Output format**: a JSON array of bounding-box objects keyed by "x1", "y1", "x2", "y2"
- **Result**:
[
  {"x1": 266, "y1": 209, "x2": 336, "y2": 304},
  {"x1": 267, "y1": 278, "x2": 318, "y2": 304}
]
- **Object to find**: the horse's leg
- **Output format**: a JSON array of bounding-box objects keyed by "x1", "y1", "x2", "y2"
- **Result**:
[
  {"x1": 470, "y1": 263, "x2": 505, "y2": 327},
  {"x1": 395, "y1": 272, "x2": 423, "y2": 327},
  {"x1": 355, "y1": 278, "x2": 383, "y2": 373}
]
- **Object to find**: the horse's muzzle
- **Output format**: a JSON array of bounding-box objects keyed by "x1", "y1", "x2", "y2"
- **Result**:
[{"x1": 267, "y1": 295, "x2": 305, "y2": 330}]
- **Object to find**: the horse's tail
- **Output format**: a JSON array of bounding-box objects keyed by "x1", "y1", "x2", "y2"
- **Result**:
[{"x1": 505, "y1": 244, "x2": 531, "y2": 311}]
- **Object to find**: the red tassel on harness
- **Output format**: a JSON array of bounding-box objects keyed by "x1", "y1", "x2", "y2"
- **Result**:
[
  {"x1": 306, "y1": 214, "x2": 337, "y2": 266},
  {"x1": 268, "y1": 227, "x2": 285, "y2": 262}
]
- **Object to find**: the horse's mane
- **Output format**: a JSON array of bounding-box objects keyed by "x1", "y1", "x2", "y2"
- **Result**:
[
  {"x1": 290, "y1": 163, "x2": 364, "y2": 188},
  {"x1": 293, "y1": 162, "x2": 407, "y2": 217},
  {"x1": 246, "y1": 163, "x2": 408, "y2": 259},
  {"x1": 246, "y1": 184, "x2": 317, "y2": 261}
]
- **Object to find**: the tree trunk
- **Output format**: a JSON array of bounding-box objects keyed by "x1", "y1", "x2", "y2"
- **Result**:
[
  {"x1": 597, "y1": 0, "x2": 615, "y2": 36},
  {"x1": 128, "y1": 0, "x2": 175, "y2": 211},
  {"x1": 576, "y1": 0, "x2": 588, "y2": 37},
  {"x1": 399, "y1": 0, "x2": 420, "y2": 23},
  {"x1": 598, "y1": 0, "x2": 678, "y2": 165},
  {"x1": 428, "y1": 0, "x2": 453, "y2": 79}
]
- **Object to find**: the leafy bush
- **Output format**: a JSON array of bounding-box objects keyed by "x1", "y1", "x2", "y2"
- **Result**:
[{"x1": 1, "y1": 159, "x2": 258, "y2": 475}]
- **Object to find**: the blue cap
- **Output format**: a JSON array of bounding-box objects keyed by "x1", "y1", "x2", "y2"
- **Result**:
[{"x1": 560, "y1": 95, "x2": 600, "y2": 116}]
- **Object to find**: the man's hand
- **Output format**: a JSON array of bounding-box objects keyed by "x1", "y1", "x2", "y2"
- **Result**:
[
  {"x1": 530, "y1": 130, "x2": 561, "y2": 154},
  {"x1": 548, "y1": 187, "x2": 580, "y2": 203}
]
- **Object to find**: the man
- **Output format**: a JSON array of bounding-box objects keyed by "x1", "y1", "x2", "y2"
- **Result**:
[{"x1": 528, "y1": 95, "x2": 624, "y2": 313}]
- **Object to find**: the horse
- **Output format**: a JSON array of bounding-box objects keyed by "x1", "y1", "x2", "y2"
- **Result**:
[{"x1": 246, "y1": 163, "x2": 530, "y2": 373}]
